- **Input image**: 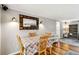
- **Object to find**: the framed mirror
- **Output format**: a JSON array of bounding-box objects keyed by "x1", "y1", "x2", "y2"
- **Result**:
[{"x1": 19, "y1": 14, "x2": 39, "y2": 30}]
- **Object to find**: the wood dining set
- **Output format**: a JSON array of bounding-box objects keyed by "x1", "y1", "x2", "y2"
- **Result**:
[{"x1": 15, "y1": 32, "x2": 79, "y2": 55}]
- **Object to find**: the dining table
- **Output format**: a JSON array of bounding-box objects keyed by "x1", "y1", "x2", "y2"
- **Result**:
[{"x1": 22, "y1": 35, "x2": 59, "y2": 55}]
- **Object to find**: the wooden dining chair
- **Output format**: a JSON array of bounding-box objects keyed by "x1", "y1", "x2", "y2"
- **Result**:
[
  {"x1": 43, "y1": 32, "x2": 52, "y2": 55},
  {"x1": 16, "y1": 34, "x2": 25, "y2": 55},
  {"x1": 38, "y1": 35, "x2": 48, "y2": 55}
]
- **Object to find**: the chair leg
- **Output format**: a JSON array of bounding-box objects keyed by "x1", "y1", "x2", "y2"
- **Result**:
[
  {"x1": 50, "y1": 47, "x2": 52, "y2": 55},
  {"x1": 45, "y1": 49, "x2": 47, "y2": 55},
  {"x1": 38, "y1": 51, "x2": 40, "y2": 55},
  {"x1": 19, "y1": 47, "x2": 25, "y2": 55},
  {"x1": 23, "y1": 48, "x2": 26, "y2": 55}
]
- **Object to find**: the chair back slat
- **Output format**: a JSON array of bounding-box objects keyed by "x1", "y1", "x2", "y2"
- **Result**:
[{"x1": 38, "y1": 35, "x2": 49, "y2": 54}]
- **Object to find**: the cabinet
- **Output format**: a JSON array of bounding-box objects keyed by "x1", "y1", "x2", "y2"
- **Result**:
[{"x1": 69, "y1": 24, "x2": 78, "y2": 39}]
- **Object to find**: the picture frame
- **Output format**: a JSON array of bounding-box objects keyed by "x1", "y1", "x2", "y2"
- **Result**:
[{"x1": 19, "y1": 14, "x2": 39, "y2": 30}]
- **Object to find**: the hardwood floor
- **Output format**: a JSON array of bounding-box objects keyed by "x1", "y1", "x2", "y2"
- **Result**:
[
  {"x1": 15, "y1": 41, "x2": 79, "y2": 55},
  {"x1": 69, "y1": 45, "x2": 79, "y2": 52},
  {"x1": 34, "y1": 42, "x2": 79, "y2": 55}
]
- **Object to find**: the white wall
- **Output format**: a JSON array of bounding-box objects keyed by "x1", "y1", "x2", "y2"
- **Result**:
[
  {"x1": 60, "y1": 22, "x2": 64, "y2": 38},
  {"x1": 56, "y1": 22, "x2": 60, "y2": 38},
  {"x1": 0, "y1": 8, "x2": 1, "y2": 54},
  {"x1": 1, "y1": 9, "x2": 56, "y2": 55}
]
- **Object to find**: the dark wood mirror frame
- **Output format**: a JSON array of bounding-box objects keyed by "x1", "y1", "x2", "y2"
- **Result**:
[{"x1": 19, "y1": 14, "x2": 39, "y2": 30}]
